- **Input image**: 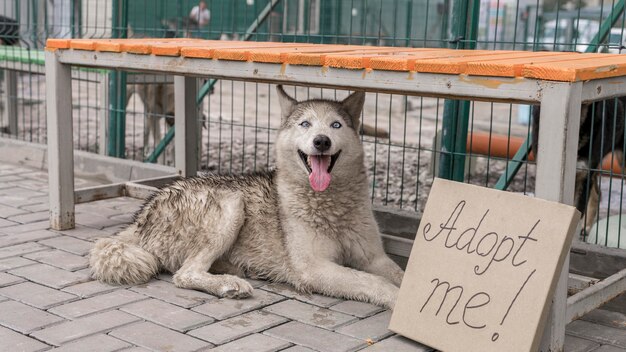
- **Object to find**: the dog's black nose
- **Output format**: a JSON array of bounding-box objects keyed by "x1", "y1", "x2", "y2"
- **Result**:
[{"x1": 313, "y1": 135, "x2": 331, "y2": 152}]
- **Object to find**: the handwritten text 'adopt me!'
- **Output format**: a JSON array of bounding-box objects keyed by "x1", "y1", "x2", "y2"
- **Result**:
[{"x1": 389, "y1": 178, "x2": 579, "y2": 352}]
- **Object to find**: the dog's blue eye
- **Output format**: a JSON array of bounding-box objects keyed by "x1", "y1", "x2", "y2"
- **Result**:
[
  {"x1": 331, "y1": 121, "x2": 342, "y2": 129},
  {"x1": 300, "y1": 121, "x2": 311, "y2": 128}
]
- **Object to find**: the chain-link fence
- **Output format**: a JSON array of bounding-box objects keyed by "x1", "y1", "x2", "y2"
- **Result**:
[{"x1": 0, "y1": 0, "x2": 625, "y2": 249}]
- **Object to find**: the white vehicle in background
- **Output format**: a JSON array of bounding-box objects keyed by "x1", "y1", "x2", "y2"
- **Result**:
[{"x1": 607, "y1": 28, "x2": 626, "y2": 54}]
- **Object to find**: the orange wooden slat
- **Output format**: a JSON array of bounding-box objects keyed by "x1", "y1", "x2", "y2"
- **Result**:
[
  {"x1": 464, "y1": 52, "x2": 590, "y2": 77},
  {"x1": 323, "y1": 48, "x2": 442, "y2": 69},
  {"x1": 181, "y1": 42, "x2": 301, "y2": 59},
  {"x1": 284, "y1": 46, "x2": 410, "y2": 66},
  {"x1": 521, "y1": 54, "x2": 626, "y2": 81},
  {"x1": 46, "y1": 38, "x2": 71, "y2": 49},
  {"x1": 366, "y1": 50, "x2": 495, "y2": 71},
  {"x1": 411, "y1": 51, "x2": 528, "y2": 74},
  {"x1": 211, "y1": 43, "x2": 310, "y2": 61},
  {"x1": 243, "y1": 45, "x2": 368, "y2": 63}
]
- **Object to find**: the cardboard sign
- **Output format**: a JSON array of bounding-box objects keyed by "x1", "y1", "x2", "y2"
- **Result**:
[{"x1": 389, "y1": 178, "x2": 579, "y2": 352}]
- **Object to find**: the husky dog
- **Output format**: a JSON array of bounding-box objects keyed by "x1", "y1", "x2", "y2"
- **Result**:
[
  {"x1": 532, "y1": 98, "x2": 626, "y2": 234},
  {"x1": 90, "y1": 86, "x2": 404, "y2": 308}
]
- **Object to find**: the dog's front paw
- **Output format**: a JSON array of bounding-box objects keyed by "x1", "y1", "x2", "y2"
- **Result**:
[
  {"x1": 374, "y1": 283, "x2": 399, "y2": 309},
  {"x1": 217, "y1": 276, "x2": 254, "y2": 298}
]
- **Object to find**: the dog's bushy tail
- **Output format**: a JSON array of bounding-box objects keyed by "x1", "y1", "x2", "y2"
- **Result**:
[{"x1": 89, "y1": 224, "x2": 159, "y2": 285}]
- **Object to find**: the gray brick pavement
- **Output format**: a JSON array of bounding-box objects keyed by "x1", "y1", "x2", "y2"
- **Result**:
[
  {"x1": 110, "y1": 321, "x2": 213, "y2": 352},
  {"x1": 120, "y1": 298, "x2": 215, "y2": 332},
  {"x1": 335, "y1": 311, "x2": 393, "y2": 342},
  {"x1": 264, "y1": 320, "x2": 366, "y2": 352},
  {"x1": 0, "y1": 325, "x2": 49, "y2": 352},
  {"x1": 0, "y1": 272, "x2": 23, "y2": 287},
  {"x1": 23, "y1": 249, "x2": 88, "y2": 271},
  {"x1": 210, "y1": 333, "x2": 292, "y2": 352},
  {"x1": 0, "y1": 281, "x2": 78, "y2": 309},
  {"x1": 192, "y1": 288, "x2": 284, "y2": 320},
  {"x1": 188, "y1": 310, "x2": 288, "y2": 345},
  {"x1": 8, "y1": 263, "x2": 90, "y2": 289},
  {"x1": 49, "y1": 289, "x2": 147, "y2": 319},
  {"x1": 38, "y1": 236, "x2": 93, "y2": 256},
  {"x1": 51, "y1": 334, "x2": 132, "y2": 352},
  {"x1": 264, "y1": 299, "x2": 357, "y2": 330},
  {"x1": 31, "y1": 310, "x2": 141, "y2": 346},
  {"x1": 0, "y1": 300, "x2": 65, "y2": 333},
  {"x1": 129, "y1": 279, "x2": 215, "y2": 308}
]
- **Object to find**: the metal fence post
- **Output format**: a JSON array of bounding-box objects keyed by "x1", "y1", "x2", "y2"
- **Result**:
[
  {"x1": 107, "y1": 0, "x2": 128, "y2": 158},
  {"x1": 438, "y1": 0, "x2": 479, "y2": 181}
]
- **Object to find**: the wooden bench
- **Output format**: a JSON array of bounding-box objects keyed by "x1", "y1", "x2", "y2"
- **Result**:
[{"x1": 44, "y1": 38, "x2": 626, "y2": 350}]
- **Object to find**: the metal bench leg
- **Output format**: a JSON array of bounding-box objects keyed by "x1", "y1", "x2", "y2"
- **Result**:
[
  {"x1": 536, "y1": 82, "x2": 582, "y2": 351},
  {"x1": 3, "y1": 70, "x2": 18, "y2": 135},
  {"x1": 45, "y1": 50, "x2": 75, "y2": 230},
  {"x1": 174, "y1": 75, "x2": 198, "y2": 177}
]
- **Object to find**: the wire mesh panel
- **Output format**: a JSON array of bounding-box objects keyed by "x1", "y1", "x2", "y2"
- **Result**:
[{"x1": 0, "y1": 0, "x2": 625, "y2": 250}]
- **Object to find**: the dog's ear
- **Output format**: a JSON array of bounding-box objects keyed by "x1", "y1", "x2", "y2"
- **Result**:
[
  {"x1": 276, "y1": 85, "x2": 297, "y2": 124},
  {"x1": 341, "y1": 91, "x2": 365, "y2": 129}
]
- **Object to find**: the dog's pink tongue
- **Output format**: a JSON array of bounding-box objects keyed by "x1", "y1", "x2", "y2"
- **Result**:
[{"x1": 309, "y1": 155, "x2": 332, "y2": 192}]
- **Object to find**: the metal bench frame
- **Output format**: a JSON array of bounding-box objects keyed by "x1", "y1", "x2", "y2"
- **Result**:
[{"x1": 45, "y1": 48, "x2": 626, "y2": 351}]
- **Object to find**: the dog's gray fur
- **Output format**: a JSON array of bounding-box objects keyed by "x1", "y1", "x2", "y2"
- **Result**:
[{"x1": 90, "y1": 86, "x2": 404, "y2": 308}]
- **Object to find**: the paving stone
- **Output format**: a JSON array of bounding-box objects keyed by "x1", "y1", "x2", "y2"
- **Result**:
[
  {"x1": 62, "y1": 280, "x2": 125, "y2": 298},
  {"x1": 0, "y1": 220, "x2": 50, "y2": 234},
  {"x1": 20, "y1": 203, "x2": 49, "y2": 213},
  {"x1": 246, "y1": 278, "x2": 269, "y2": 288},
  {"x1": 0, "y1": 325, "x2": 50, "y2": 352},
  {"x1": 280, "y1": 346, "x2": 317, "y2": 352},
  {"x1": 189, "y1": 310, "x2": 288, "y2": 345},
  {"x1": 49, "y1": 289, "x2": 147, "y2": 319},
  {"x1": 568, "y1": 320, "x2": 626, "y2": 348},
  {"x1": 264, "y1": 321, "x2": 366, "y2": 352},
  {"x1": 7, "y1": 211, "x2": 50, "y2": 224},
  {"x1": 102, "y1": 223, "x2": 128, "y2": 234},
  {"x1": 0, "y1": 229, "x2": 59, "y2": 247},
  {"x1": 0, "y1": 242, "x2": 49, "y2": 259},
  {"x1": 0, "y1": 218, "x2": 18, "y2": 228},
  {"x1": 38, "y1": 236, "x2": 93, "y2": 256},
  {"x1": 264, "y1": 299, "x2": 357, "y2": 330},
  {"x1": 129, "y1": 279, "x2": 215, "y2": 308},
  {"x1": 582, "y1": 309, "x2": 626, "y2": 330},
  {"x1": 52, "y1": 224, "x2": 112, "y2": 241},
  {"x1": 31, "y1": 310, "x2": 141, "y2": 346},
  {"x1": 192, "y1": 288, "x2": 284, "y2": 320},
  {"x1": 563, "y1": 335, "x2": 601, "y2": 352},
  {"x1": 109, "y1": 213, "x2": 134, "y2": 223},
  {"x1": 0, "y1": 300, "x2": 65, "y2": 333},
  {"x1": 120, "y1": 298, "x2": 214, "y2": 332},
  {"x1": 0, "y1": 256, "x2": 35, "y2": 271},
  {"x1": 210, "y1": 333, "x2": 292, "y2": 352},
  {"x1": 335, "y1": 311, "x2": 393, "y2": 341},
  {"x1": 0, "y1": 281, "x2": 78, "y2": 309},
  {"x1": 0, "y1": 203, "x2": 30, "y2": 218},
  {"x1": 23, "y1": 249, "x2": 88, "y2": 271},
  {"x1": 9, "y1": 263, "x2": 90, "y2": 289},
  {"x1": 593, "y1": 345, "x2": 626, "y2": 352},
  {"x1": 329, "y1": 300, "x2": 385, "y2": 318},
  {"x1": 76, "y1": 212, "x2": 127, "y2": 230},
  {"x1": 51, "y1": 334, "x2": 132, "y2": 352},
  {"x1": 360, "y1": 335, "x2": 433, "y2": 351},
  {"x1": 110, "y1": 321, "x2": 213, "y2": 352},
  {"x1": 261, "y1": 282, "x2": 343, "y2": 308},
  {"x1": 0, "y1": 271, "x2": 24, "y2": 287},
  {"x1": 76, "y1": 203, "x2": 126, "y2": 218}
]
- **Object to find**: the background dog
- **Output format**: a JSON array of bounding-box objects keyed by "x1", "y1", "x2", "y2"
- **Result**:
[{"x1": 532, "y1": 98, "x2": 626, "y2": 234}]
